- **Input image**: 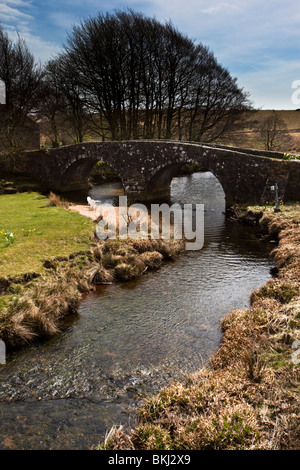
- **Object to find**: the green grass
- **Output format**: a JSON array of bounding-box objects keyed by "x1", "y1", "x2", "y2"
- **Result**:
[
  {"x1": 0, "y1": 192, "x2": 95, "y2": 277},
  {"x1": 250, "y1": 202, "x2": 300, "y2": 221}
]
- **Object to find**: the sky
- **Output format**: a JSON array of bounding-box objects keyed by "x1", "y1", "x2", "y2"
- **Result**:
[{"x1": 1, "y1": 0, "x2": 300, "y2": 109}]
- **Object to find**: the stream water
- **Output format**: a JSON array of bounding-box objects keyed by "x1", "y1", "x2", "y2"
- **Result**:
[{"x1": 0, "y1": 172, "x2": 274, "y2": 450}]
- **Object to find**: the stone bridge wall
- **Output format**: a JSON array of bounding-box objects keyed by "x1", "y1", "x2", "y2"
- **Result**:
[{"x1": 19, "y1": 141, "x2": 300, "y2": 206}]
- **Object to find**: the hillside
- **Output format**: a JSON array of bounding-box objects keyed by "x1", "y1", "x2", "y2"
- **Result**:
[{"x1": 218, "y1": 110, "x2": 300, "y2": 153}]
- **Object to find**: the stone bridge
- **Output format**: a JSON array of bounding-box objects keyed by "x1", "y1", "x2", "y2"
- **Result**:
[{"x1": 20, "y1": 140, "x2": 300, "y2": 207}]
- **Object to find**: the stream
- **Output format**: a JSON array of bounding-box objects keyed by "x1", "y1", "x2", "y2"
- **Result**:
[{"x1": 0, "y1": 172, "x2": 274, "y2": 450}]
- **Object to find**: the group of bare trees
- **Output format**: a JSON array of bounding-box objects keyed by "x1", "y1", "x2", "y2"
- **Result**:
[
  {"x1": 1, "y1": 9, "x2": 253, "y2": 149},
  {"x1": 0, "y1": 27, "x2": 44, "y2": 151},
  {"x1": 59, "y1": 10, "x2": 251, "y2": 142},
  {"x1": 0, "y1": 25, "x2": 89, "y2": 150},
  {"x1": 39, "y1": 59, "x2": 91, "y2": 147}
]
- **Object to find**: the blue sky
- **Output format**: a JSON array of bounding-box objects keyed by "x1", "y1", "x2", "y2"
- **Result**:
[{"x1": 1, "y1": 0, "x2": 300, "y2": 109}]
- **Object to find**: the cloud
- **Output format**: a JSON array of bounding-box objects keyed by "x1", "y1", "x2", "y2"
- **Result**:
[
  {"x1": 133, "y1": 0, "x2": 300, "y2": 108},
  {"x1": 0, "y1": 2, "x2": 33, "y2": 23},
  {"x1": 200, "y1": 2, "x2": 240, "y2": 15},
  {"x1": 1, "y1": 0, "x2": 299, "y2": 108},
  {"x1": 24, "y1": 33, "x2": 60, "y2": 62},
  {"x1": 238, "y1": 58, "x2": 300, "y2": 110},
  {"x1": 1, "y1": 1, "x2": 60, "y2": 62},
  {"x1": 3, "y1": 0, "x2": 32, "y2": 5},
  {"x1": 47, "y1": 11, "x2": 80, "y2": 30},
  {"x1": 6, "y1": 28, "x2": 60, "y2": 62}
]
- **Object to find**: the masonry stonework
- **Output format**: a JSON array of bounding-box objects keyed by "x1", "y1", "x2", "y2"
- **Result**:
[{"x1": 19, "y1": 141, "x2": 300, "y2": 207}]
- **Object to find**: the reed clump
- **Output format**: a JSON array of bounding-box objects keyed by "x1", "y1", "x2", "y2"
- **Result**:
[
  {"x1": 139, "y1": 251, "x2": 163, "y2": 269},
  {"x1": 0, "y1": 275, "x2": 80, "y2": 346}
]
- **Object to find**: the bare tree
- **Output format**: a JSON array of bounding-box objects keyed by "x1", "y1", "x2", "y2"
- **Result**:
[
  {"x1": 37, "y1": 61, "x2": 64, "y2": 147},
  {"x1": 258, "y1": 111, "x2": 291, "y2": 151},
  {"x1": 38, "y1": 58, "x2": 92, "y2": 147}
]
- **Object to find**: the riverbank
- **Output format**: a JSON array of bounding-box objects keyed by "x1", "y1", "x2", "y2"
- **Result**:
[
  {"x1": 0, "y1": 192, "x2": 183, "y2": 348},
  {"x1": 100, "y1": 204, "x2": 300, "y2": 450}
]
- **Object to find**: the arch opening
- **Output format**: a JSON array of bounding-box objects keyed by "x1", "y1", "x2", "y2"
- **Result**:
[
  {"x1": 61, "y1": 157, "x2": 123, "y2": 191},
  {"x1": 60, "y1": 157, "x2": 125, "y2": 205},
  {"x1": 88, "y1": 160, "x2": 125, "y2": 206},
  {"x1": 147, "y1": 161, "x2": 226, "y2": 208},
  {"x1": 170, "y1": 171, "x2": 226, "y2": 210},
  {"x1": 88, "y1": 160, "x2": 123, "y2": 187}
]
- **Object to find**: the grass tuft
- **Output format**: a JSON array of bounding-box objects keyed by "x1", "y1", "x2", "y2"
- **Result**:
[{"x1": 46, "y1": 191, "x2": 69, "y2": 208}]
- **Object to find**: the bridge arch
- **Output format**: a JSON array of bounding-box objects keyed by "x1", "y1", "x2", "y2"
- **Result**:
[
  {"x1": 22, "y1": 140, "x2": 300, "y2": 207},
  {"x1": 60, "y1": 153, "x2": 126, "y2": 192},
  {"x1": 146, "y1": 158, "x2": 227, "y2": 204}
]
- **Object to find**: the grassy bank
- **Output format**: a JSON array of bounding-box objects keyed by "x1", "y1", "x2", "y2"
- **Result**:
[
  {"x1": 101, "y1": 204, "x2": 300, "y2": 450},
  {"x1": 0, "y1": 193, "x2": 96, "y2": 277},
  {"x1": 0, "y1": 192, "x2": 183, "y2": 347}
]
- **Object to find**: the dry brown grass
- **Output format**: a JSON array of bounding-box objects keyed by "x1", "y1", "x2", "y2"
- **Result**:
[
  {"x1": 47, "y1": 191, "x2": 69, "y2": 208},
  {"x1": 114, "y1": 257, "x2": 147, "y2": 281},
  {"x1": 139, "y1": 251, "x2": 163, "y2": 269},
  {"x1": 100, "y1": 205, "x2": 300, "y2": 451},
  {"x1": 0, "y1": 275, "x2": 81, "y2": 346},
  {"x1": 86, "y1": 264, "x2": 115, "y2": 285},
  {"x1": 0, "y1": 237, "x2": 184, "y2": 347},
  {"x1": 218, "y1": 110, "x2": 300, "y2": 152}
]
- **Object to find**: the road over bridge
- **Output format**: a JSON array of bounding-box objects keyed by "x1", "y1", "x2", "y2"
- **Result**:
[{"x1": 20, "y1": 141, "x2": 300, "y2": 207}]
